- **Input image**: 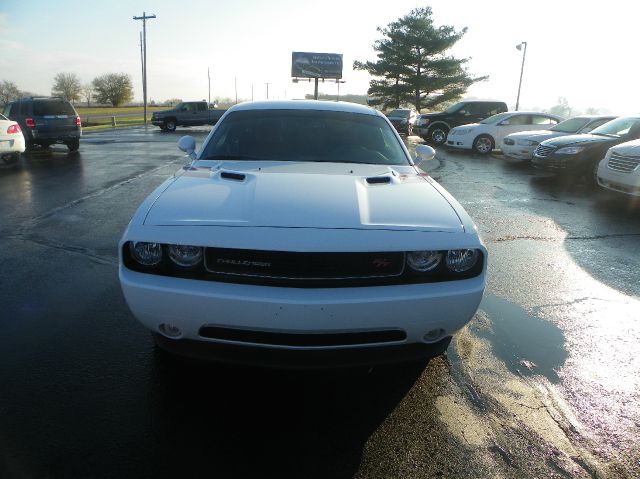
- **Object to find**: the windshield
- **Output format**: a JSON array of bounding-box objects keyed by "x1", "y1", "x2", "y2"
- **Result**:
[
  {"x1": 550, "y1": 117, "x2": 590, "y2": 133},
  {"x1": 386, "y1": 109, "x2": 410, "y2": 118},
  {"x1": 590, "y1": 117, "x2": 640, "y2": 137},
  {"x1": 480, "y1": 112, "x2": 511, "y2": 124},
  {"x1": 200, "y1": 109, "x2": 410, "y2": 166}
]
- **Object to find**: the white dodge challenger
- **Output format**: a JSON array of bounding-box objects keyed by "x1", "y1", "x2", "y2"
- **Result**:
[{"x1": 119, "y1": 101, "x2": 487, "y2": 367}]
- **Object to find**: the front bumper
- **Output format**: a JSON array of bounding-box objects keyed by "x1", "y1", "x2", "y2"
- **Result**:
[
  {"x1": 446, "y1": 135, "x2": 473, "y2": 150},
  {"x1": 151, "y1": 118, "x2": 164, "y2": 126},
  {"x1": 531, "y1": 155, "x2": 581, "y2": 172},
  {"x1": 502, "y1": 144, "x2": 535, "y2": 160},
  {"x1": 597, "y1": 166, "x2": 640, "y2": 197},
  {"x1": 154, "y1": 333, "x2": 452, "y2": 368},
  {"x1": 120, "y1": 266, "x2": 484, "y2": 365}
]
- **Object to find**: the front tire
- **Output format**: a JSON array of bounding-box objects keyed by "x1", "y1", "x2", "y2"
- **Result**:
[
  {"x1": 428, "y1": 126, "x2": 449, "y2": 146},
  {"x1": 164, "y1": 119, "x2": 177, "y2": 132},
  {"x1": 473, "y1": 134, "x2": 495, "y2": 155}
]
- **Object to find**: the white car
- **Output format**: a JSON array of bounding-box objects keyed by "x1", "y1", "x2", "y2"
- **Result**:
[
  {"x1": 446, "y1": 111, "x2": 564, "y2": 155},
  {"x1": 502, "y1": 115, "x2": 616, "y2": 161},
  {"x1": 119, "y1": 101, "x2": 487, "y2": 368},
  {"x1": 596, "y1": 138, "x2": 640, "y2": 197},
  {"x1": 0, "y1": 113, "x2": 25, "y2": 166}
]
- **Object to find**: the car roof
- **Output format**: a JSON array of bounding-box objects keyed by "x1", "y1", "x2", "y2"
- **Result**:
[{"x1": 229, "y1": 100, "x2": 381, "y2": 117}]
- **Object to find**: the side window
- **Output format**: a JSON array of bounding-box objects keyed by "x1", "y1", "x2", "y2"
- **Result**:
[
  {"x1": 531, "y1": 115, "x2": 555, "y2": 125},
  {"x1": 503, "y1": 114, "x2": 530, "y2": 126},
  {"x1": 481, "y1": 103, "x2": 502, "y2": 116},
  {"x1": 2, "y1": 104, "x2": 11, "y2": 117},
  {"x1": 197, "y1": 103, "x2": 206, "y2": 112},
  {"x1": 182, "y1": 103, "x2": 193, "y2": 112}
]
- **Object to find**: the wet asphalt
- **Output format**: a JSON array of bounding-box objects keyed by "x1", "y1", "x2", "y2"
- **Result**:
[{"x1": 0, "y1": 126, "x2": 638, "y2": 478}]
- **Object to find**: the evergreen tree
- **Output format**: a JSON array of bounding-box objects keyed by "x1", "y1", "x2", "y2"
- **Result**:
[{"x1": 354, "y1": 7, "x2": 486, "y2": 112}]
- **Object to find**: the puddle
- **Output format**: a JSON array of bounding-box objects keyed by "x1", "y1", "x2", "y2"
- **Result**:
[{"x1": 474, "y1": 295, "x2": 567, "y2": 383}]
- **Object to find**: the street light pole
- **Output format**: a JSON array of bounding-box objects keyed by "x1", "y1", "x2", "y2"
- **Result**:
[
  {"x1": 133, "y1": 11, "x2": 156, "y2": 126},
  {"x1": 208, "y1": 67, "x2": 211, "y2": 106},
  {"x1": 515, "y1": 41, "x2": 527, "y2": 111}
]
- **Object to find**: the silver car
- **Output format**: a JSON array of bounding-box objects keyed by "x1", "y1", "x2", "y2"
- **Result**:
[{"x1": 502, "y1": 115, "x2": 616, "y2": 161}]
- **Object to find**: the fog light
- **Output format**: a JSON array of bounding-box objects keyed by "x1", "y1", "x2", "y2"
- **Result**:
[
  {"x1": 159, "y1": 323, "x2": 182, "y2": 338},
  {"x1": 424, "y1": 328, "x2": 445, "y2": 342}
]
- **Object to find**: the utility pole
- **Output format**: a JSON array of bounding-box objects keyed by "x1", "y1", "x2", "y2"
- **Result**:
[
  {"x1": 515, "y1": 41, "x2": 527, "y2": 111},
  {"x1": 265, "y1": 82, "x2": 271, "y2": 100},
  {"x1": 208, "y1": 67, "x2": 211, "y2": 106},
  {"x1": 133, "y1": 11, "x2": 156, "y2": 125}
]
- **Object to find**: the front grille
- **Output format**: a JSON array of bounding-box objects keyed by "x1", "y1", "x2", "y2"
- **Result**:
[
  {"x1": 198, "y1": 326, "x2": 407, "y2": 347},
  {"x1": 204, "y1": 248, "x2": 405, "y2": 281},
  {"x1": 607, "y1": 152, "x2": 640, "y2": 173},
  {"x1": 534, "y1": 144, "x2": 556, "y2": 157}
]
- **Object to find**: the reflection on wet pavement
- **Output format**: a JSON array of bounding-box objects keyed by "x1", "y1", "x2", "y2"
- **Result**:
[{"x1": 476, "y1": 294, "x2": 567, "y2": 383}]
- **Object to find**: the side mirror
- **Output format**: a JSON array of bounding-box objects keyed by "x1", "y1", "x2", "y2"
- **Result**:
[
  {"x1": 499, "y1": 120, "x2": 510, "y2": 126},
  {"x1": 415, "y1": 144, "x2": 436, "y2": 166},
  {"x1": 178, "y1": 135, "x2": 197, "y2": 160}
]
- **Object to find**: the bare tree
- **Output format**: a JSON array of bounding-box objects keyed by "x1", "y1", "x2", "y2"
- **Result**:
[
  {"x1": 81, "y1": 83, "x2": 93, "y2": 108},
  {"x1": 52, "y1": 72, "x2": 82, "y2": 102},
  {"x1": 0, "y1": 79, "x2": 21, "y2": 106}
]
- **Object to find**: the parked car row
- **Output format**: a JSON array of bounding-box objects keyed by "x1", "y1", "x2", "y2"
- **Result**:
[
  {"x1": 446, "y1": 111, "x2": 565, "y2": 155},
  {"x1": 440, "y1": 109, "x2": 640, "y2": 197}
]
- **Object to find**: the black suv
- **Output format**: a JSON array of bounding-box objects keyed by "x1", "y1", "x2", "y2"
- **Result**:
[
  {"x1": 2, "y1": 97, "x2": 81, "y2": 151},
  {"x1": 415, "y1": 100, "x2": 508, "y2": 145}
]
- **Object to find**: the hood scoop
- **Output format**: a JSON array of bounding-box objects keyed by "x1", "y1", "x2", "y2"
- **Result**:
[
  {"x1": 366, "y1": 176, "x2": 392, "y2": 185},
  {"x1": 220, "y1": 171, "x2": 246, "y2": 182}
]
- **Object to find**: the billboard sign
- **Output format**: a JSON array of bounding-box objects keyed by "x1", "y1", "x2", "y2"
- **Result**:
[{"x1": 291, "y1": 52, "x2": 343, "y2": 79}]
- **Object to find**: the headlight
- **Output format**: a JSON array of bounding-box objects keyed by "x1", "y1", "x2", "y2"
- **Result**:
[
  {"x1": 407, "y1": 251, "x2": 442, "y2": 272},
  {"x1": 417, "y1": 118, "x2": 429, "y2": 126},
  {"x1": 129, "y1": 242, "x2": 163, "y2": 266},
  {"x1": 446, "y1": 249, "x2": 479, "y2": 273},
  {"x1": 168, "y1": 244, "x2": 203, "y2": 267},
  {"x1": 556, "y1": 146, "x2": 585, "y2": 155},
  {"x1": 517, "y1": 139, "x2": 539, "y2": 146}
]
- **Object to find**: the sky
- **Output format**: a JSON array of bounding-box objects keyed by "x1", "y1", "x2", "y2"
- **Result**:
[{"x1": 1, "y1": 0, "x2": 639, "y2": 114}]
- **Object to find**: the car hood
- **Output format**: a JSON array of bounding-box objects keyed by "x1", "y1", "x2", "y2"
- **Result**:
[
  {"x1": 610, "y1": 138, "x2": 640, "y2": 155},
  {"x1": 143, "y1": 161, "x2": 463, "y2": 232},
  {"x1": 506, "y1": 130, "x2": 559, "y2": 140},
  {"x1": 541, "y1": 133, "x2": 617, "y2": 148}
]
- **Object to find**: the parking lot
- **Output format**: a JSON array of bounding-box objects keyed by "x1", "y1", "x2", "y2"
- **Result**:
[{"x1": 1, "y1": 126, "x2": 638, "y2": 478}]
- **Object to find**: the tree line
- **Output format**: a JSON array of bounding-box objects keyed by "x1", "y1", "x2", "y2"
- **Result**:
[{"x1": 0, "y1": 72, "x2": 134, "y2": 107}]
